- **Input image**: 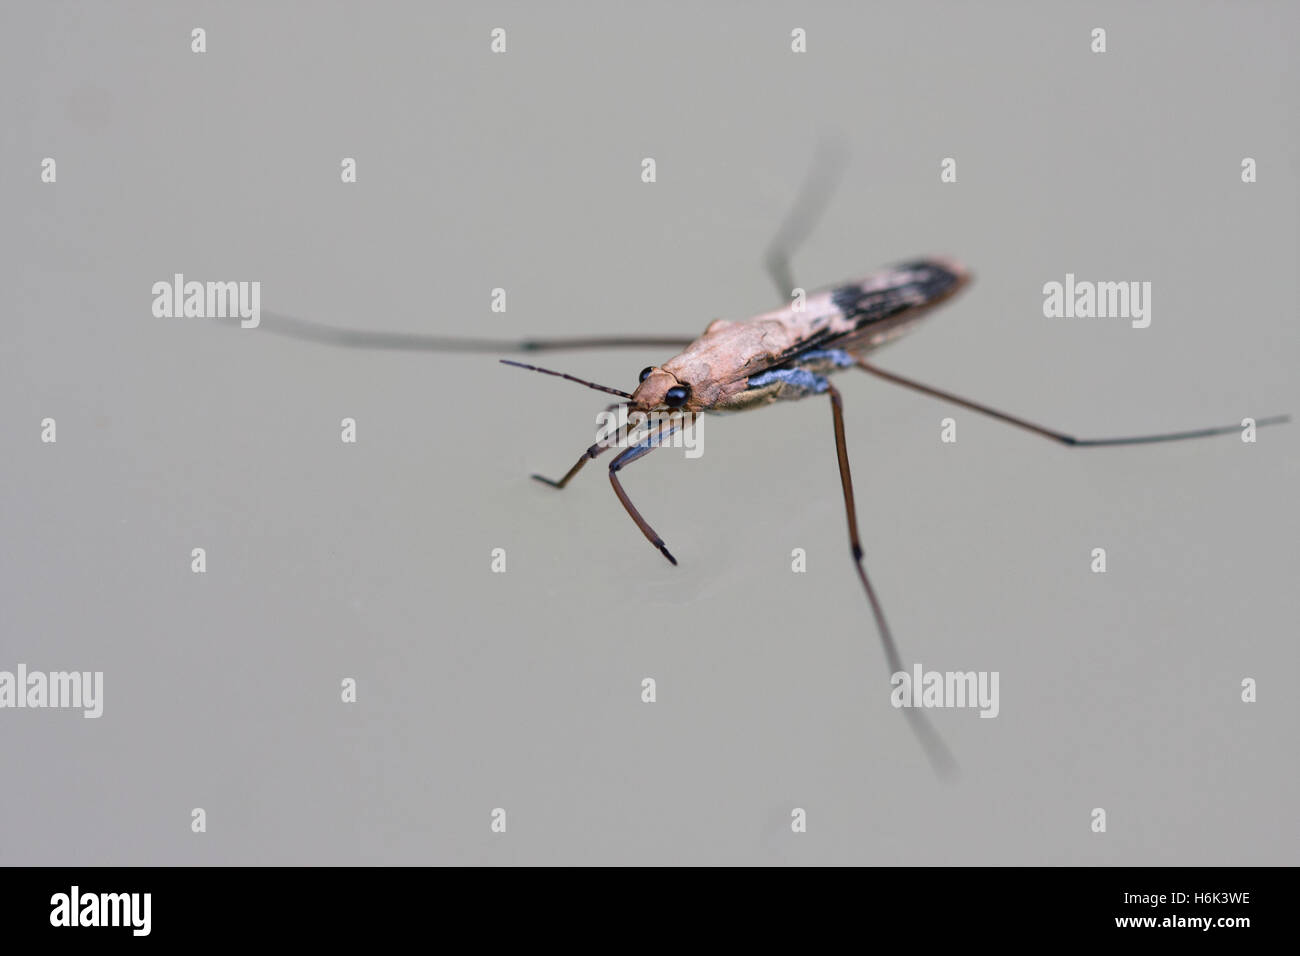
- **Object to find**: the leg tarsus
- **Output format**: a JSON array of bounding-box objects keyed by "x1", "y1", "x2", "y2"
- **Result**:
[
  {"x1": 856, "y1": 357, "x2": 1289, "y2": 447},
  {"x1": 532, "y1": 437, "x2": 618, "y2": 490}
]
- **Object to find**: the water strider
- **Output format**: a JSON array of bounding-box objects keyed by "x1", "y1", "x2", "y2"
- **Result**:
[{"x1": 241, "y1": 150, "x2": 1288, "y2": 771}]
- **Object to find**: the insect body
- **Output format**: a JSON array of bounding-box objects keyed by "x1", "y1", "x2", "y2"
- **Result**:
[
  {"x1": 513, "y1": 259, "x2": 971, "y2": 575},
  {"x1": 633, "y1": 259, "x2": 969, "y2": 415}
]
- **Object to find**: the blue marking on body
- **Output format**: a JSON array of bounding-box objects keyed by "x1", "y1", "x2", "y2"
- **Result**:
[
  {"x1": 746, "y1": 350, "x2": 853, "y2": 396},
  {"x1": 747, "y1": 368, "x2": 830, "y2": 393},
  {"x1": 798, "y1": 349, "x2": 856, "y2": 368}
]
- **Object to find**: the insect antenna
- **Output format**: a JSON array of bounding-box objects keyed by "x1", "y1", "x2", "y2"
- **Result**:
[{"x1": 499, "y1": 359, "x2": 634, "y2": 400}]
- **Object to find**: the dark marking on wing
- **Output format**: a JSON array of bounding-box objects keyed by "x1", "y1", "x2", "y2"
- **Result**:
[
  {"x1": 831, "y1": 260, "x2": 963, "y2": 325},
  {"x1": 760, "y1": 260, "x2": 965, "y2": 374}
]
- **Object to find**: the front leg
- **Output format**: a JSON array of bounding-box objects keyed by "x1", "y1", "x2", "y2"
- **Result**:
[{"x1": 607, "y1": 417, "x2": 684, "y2": 566}]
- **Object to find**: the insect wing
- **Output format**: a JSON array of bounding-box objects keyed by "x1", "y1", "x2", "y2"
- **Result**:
[{"x1": 763, "y1": 259, "x2": 971, "y2": 371}]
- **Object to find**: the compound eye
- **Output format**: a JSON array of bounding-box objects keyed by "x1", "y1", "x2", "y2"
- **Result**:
[
  {"x1": 664, "y1": 384, "x2": 690, "y2": 408},
  {"x1": 639, "y1": 366, "x2": 654, "y2": 383}
]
